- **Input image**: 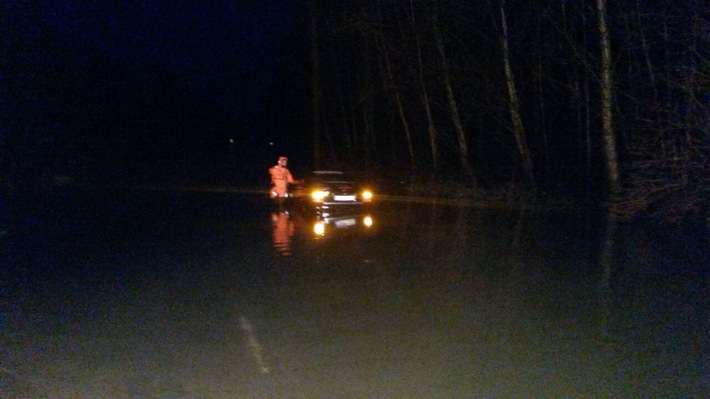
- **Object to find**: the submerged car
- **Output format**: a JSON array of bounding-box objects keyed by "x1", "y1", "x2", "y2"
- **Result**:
[{"x1": 292, "y1": 170, "x2": 374, "y2": 218}]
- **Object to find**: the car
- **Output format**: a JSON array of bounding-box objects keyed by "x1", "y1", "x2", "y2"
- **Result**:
[{"x1": 291, "y1": 170, "x2": 374, "y2": 219}]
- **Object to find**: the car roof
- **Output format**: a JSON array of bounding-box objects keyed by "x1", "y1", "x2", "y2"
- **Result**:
[{"x1": 310, "y1": 170, "x2": 345, "y2": 175}]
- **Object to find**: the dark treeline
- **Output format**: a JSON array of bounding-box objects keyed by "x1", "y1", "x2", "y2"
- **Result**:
[{"x1": 306, "y1": 0, "x2": 708, "y2": 219}]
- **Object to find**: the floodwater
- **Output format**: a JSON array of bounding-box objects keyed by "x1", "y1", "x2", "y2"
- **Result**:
[{"x1": 1, "y1": 188, "x2": 707, "y2": 398}]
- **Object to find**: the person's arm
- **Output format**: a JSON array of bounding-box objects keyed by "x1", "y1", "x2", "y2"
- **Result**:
[{"x1": 290, "y1": 173, "x2": 303, "y2": 185}]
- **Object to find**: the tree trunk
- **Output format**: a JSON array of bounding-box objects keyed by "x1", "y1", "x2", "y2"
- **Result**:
[
  {"x1": 309, "y1": 0, "x2": 322, "y2": 168},
  {"x1": 500, "y1": 0, "x2": 535, "y2": 186},
  {"x1": 360, "y1": 36, "x2": 376, "y2": 168},
  {"x1": 377, "y1": 27, "x2": 415, "y2": 172},
  {"x1": 634, "y1": 0, "x2": 656, "y2": 95},
  {"x1": 596, "y1": 0, "x2": 621, "y2": 197},
  {"x1": 584, "y1": 77, "x2": 592, "y2": 196},
  {"x1": 335, "y1": 77, "x2": 353, "y2": 161},
  {"x1": 410, "y1": 0, "x2": 439, "y2": 173},
  {"x1": 432, "y1": 1, "x2": 475, "y2": 184}
]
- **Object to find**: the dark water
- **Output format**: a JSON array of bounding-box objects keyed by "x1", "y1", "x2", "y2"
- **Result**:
[{"x1": 1, "y1": 188, "x2": 707, "y2": 398}]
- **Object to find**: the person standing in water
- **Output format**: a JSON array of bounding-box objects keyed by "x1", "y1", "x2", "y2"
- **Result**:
[{"x1": 268, "y1": 156, "x2": 299, "y2": 210}]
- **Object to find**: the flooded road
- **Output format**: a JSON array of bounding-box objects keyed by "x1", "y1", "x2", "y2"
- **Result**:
[{"x1": 1, "y1": 188, "x2": 707, "y2": 398}]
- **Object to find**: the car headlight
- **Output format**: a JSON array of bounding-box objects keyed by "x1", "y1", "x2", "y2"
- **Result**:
[
  {"x1": 311, "y1": 190, "x2": 329, "y2": 202},
  {"x1": 361, "y1": 190, "x2": 373, "y2": 202}
]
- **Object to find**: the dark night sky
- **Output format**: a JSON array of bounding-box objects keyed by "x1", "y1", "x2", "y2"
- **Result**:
[{"x1": 2, "y1": 1, "x2": 310, "y2": 184}]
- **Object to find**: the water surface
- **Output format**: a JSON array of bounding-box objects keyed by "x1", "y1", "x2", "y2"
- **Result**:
[{"x1": 1, "y1": 188, "x2": 706, "y2": 398}]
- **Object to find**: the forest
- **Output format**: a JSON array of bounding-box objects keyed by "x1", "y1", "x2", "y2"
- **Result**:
[{"x1": 303, "y1": 0, "x2": 708, "y2": 220}]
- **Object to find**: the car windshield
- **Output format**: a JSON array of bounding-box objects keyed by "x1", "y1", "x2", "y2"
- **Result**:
[{"x1": 308, "y1": 170, "x2": 352, "y2": 183}]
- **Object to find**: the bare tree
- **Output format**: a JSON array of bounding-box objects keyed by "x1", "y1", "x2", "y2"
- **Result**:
[
  {"x1": 309, "y1": 0, "x2": 322, "y2": 168},
  {"x1": 375, "y1": 3, "x2": 416, "y2": 172},
  {"x1": 499, "y1": 0, "x2": 535, "y2": 186},
  {"x1": 616, "y1": 0, "x2": 709, "y2": 220},
  {"x1": 596, "y1": 0, "x2": 621, "y2": 197},
  {"x1": 409, "y1": 0, "x2": 439, "y2": 173},
  {"x1": 432, "y1": 0, "x2": 476, "y2": 184}
]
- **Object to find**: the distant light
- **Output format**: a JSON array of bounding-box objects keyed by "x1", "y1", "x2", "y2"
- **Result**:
[
  {"x1": 229, "y1": 138, "x2": 235, "y2": 144},
  {"x1": 269, "y1": 142, "x2": 274, "y2": 146}
]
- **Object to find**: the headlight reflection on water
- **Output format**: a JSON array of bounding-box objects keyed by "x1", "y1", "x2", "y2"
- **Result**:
[
  {"x1": 312, "y1": 215, "x2": 374, "y2": 237},
  {"x1": 313, "y1": 221, "x2": 326, "y2": 236},
  {"x1": 363, "y1": 215, "x2": 373, "y2": 227}
]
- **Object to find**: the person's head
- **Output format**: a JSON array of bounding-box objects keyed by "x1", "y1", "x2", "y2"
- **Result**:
[{"x1": 278, "y1": 156, "x2": 288, "y2": 166}]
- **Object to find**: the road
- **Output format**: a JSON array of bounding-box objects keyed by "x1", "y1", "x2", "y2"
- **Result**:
[{"x1": 1, "y1": 187, "x2": 706, "y2": 398}]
